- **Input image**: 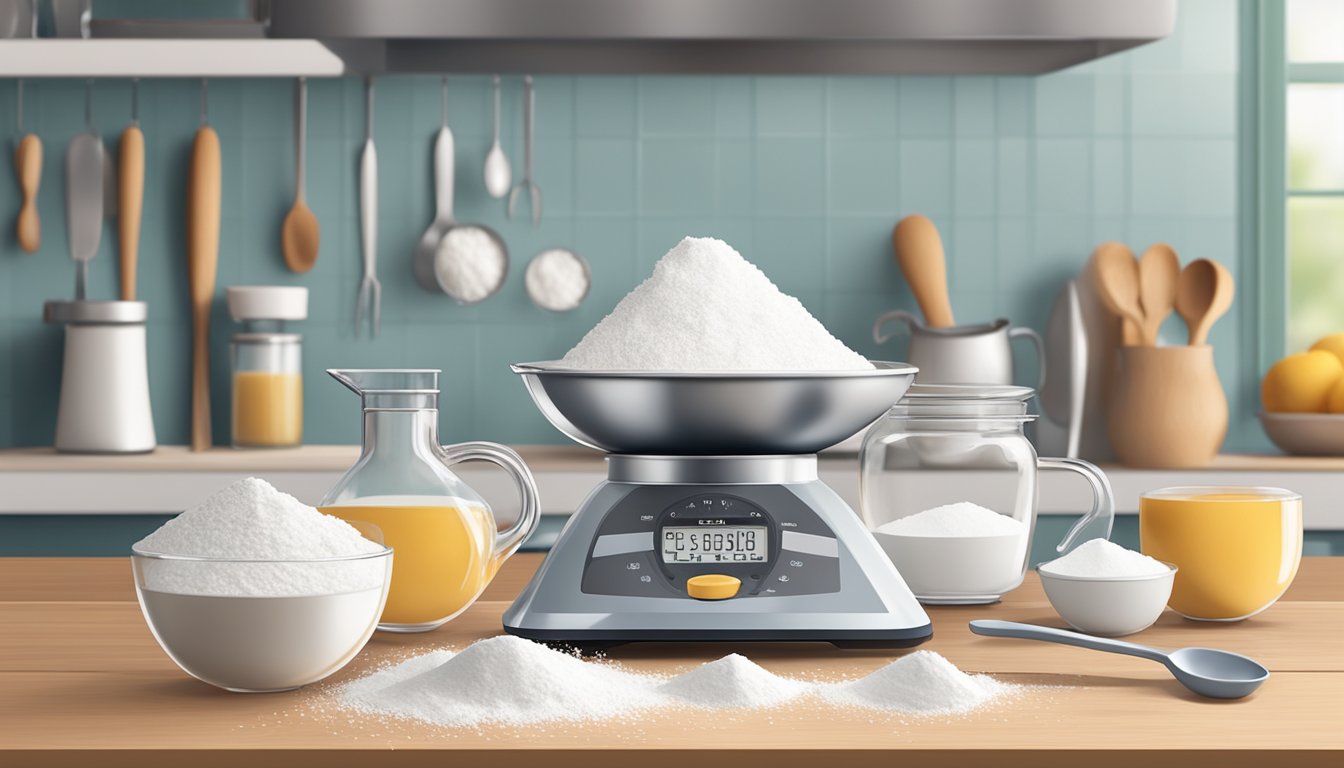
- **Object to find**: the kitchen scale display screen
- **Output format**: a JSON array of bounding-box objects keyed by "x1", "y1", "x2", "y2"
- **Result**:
[{"x1": 661, "y1": 526, "x2": 767, "y2": 563}]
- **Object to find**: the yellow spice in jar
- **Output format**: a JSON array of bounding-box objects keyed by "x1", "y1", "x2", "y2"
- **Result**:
[{"x1": 232, "y1": 371, "x2": 303, "y2": 447}]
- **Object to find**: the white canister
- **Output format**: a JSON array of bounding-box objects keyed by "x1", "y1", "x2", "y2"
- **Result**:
[{"x1": 44, "y1": 300, "x2": 156, "y2": 454}]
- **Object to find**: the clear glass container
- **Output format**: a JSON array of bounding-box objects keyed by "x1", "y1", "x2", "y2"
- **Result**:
[
  {"x1": 231, "y1": 330, "x2": 303, "y2": 448},
  {"x1": 859, "y1": 384, "x2": 1114, "y2": 604},
  {"x1": 318, "y1": 369, "x2": 540, "y2": 633},
  {"x1": 131, "y1": 546, "x2": 392, "y2": 693},
  {"x1": 1140, "y1": 486, "x2": 1302, "y2": 621}
]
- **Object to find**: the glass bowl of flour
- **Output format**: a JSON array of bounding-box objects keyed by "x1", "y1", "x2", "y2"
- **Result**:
[
  {"x1": 131, "y1": 478, "x2": 393, "y2": 693},
  {"x1": 132, "y1": 548, "x2": 392, "y2": 693}
]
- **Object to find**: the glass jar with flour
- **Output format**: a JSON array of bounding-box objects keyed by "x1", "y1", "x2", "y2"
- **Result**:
[{"x1": 859, "y1": 384, "x2": 1114, "y2": 604}]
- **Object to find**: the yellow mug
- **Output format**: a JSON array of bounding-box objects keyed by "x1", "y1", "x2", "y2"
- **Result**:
[{"x1": 1139, "y1": 486, "x2": 1302, "y2": 621}]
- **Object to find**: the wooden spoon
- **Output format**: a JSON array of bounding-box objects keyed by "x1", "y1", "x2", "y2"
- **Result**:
[
  {"x1": 282, "y1": 77, "x2": 319, "y2": 273},
  {"x1": 1090, "y1": 242, "x2": 1145, "y2": 346},
  {"x1": 892, "y1": 214, "x2": 955, "y2": 328},
  {"x1": 118, "y1": 121, "x2": 144, "y2": 300},
  {"x1": 1137, "y1": 243, "x2": 1179, "y2": 346},
  {"x1": 1176, "y1": 259, "x2": 1234, "y2": 346},
  {"x1": 187, "y1": 116, "x2": 221, "y2": 452},
  {"x1": 15, "y1": 132, "x2": 40, "y2": 253}
]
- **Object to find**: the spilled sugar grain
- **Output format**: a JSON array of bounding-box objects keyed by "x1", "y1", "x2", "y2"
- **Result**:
[
  {"x1": 337, "y1": 637, "x2": 1020, "y2": 729},
  {"x1": 658, "y1": 653, "x2": 809, "y2": 709},
  {"x1": 822, "y1": 651, "x2": 1017, "y2": 716},
  {"x1": 341, "y1": 635, "x2": 666, "y2": 727}
]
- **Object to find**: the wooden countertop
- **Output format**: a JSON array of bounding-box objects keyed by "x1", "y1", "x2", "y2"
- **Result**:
[{"x1": 2, "y1": 556, "x2": 1341, "y2": 767}]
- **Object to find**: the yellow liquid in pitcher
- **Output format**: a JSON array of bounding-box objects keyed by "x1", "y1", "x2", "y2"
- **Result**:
[{"x1": 322, "y1": 497, "x2": 499, "y2": 627}]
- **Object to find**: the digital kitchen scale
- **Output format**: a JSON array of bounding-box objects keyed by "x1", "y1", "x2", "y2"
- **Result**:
[{"x1": 503, "y1": 362, "x2": 933, "y2": 649}]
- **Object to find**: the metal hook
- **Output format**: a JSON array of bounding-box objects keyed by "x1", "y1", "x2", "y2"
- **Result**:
[
  {"x1": 131, "y1": 78, "x2": 140, "y2": 125},
  {"x1": 84, "y1": 79, "x2": 94, "y2": 130},
  {"x1": 199, "y1": 78, "x2": 209, "y2": 126},
  {"x1": 365, "y1": 76, "x2": 374, "y2": 140},
  {"x1": 440, "y1": 76, "x2": 448, "y2": 129}
]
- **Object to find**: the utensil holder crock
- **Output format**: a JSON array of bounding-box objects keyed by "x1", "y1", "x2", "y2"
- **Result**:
[{"x1": 1107, "y1": 345, "x2": 1227, "y2": 468}]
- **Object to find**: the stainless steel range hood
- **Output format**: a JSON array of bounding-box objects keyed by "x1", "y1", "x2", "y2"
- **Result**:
[{"x1": 270, "y1": 0, "x2": 1176, "y2": 75}]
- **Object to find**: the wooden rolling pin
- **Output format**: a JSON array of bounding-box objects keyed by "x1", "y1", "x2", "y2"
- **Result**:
[
  {"x1": 187, "y1": 121, "x2": 220, "y2": 452},
  {"x1": 118, "y1": 122, "x2": 144, "y2": 300},
  {"x1": 892, "y1": 214, "x2": 955, "y2": 328},
  {"x1": 15, "y1": 132, "x2": 41, "y2": 253}
]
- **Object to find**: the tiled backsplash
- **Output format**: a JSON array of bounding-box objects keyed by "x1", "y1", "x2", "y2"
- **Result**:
[{"x1": 0, "y1": 0, "x2": 1259, "y2": 450}]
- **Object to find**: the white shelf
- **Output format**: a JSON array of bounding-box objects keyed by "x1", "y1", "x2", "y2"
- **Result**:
[{"x1": 0, "y1": 39, "x2": 363, "y2": 77}]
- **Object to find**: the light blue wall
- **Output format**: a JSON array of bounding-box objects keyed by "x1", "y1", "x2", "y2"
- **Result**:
[{"x1": 0, "y1": 0, "x2": 1260, "y2": 450}]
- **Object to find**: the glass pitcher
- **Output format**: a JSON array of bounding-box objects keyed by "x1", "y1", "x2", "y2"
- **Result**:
[
  {"x1": 319, "y1": 369, "x2": 540, "y2": 632},
  {"x1": 859, "y1": 384, "x2": 1114, "y2": 604}
]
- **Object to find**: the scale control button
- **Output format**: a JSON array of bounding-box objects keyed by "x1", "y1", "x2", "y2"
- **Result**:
[{"x1": 686, "y1": 574, "x2": 741, "y2": 600}]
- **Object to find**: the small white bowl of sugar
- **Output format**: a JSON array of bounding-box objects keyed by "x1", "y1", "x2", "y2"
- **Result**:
[{"x1": 1037, "y1": 539, "x2": 1177, "y2": 637}]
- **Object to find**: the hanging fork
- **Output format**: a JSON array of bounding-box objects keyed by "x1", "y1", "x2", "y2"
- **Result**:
[
  {"x1": 507, "y1": 75, "x2": 541, "y2": 227},
  {"x1": 356, "y1": 76, "x2": 381, "y2": 338}
]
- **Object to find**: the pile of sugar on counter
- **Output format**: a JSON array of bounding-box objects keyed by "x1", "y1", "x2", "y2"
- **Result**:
[{"x1": 336, "y1": 635, "x2": 1020, "y2": 728}]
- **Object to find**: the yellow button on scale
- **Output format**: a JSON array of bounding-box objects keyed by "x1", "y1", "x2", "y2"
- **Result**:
[{"x1": 686, "y1": 574, "x2": 741, "y2": 600}]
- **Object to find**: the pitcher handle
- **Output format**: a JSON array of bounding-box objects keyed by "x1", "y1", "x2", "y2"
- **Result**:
[
  {"x1": 438, "y1": 441, "x2": 541, "y2": 563},
  {"x1": 873, "y1": 309, "x2": 920, "y2": 345},
  {"x1": 1036, "y1": 456, "x2": 1114, "y2": 553},
  {"x1": 1008, "y1": 326, "x2": 1046, "y2": 390}
]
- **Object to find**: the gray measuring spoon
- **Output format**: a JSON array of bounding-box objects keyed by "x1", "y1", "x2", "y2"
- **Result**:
[{"x1": 969, "y1": 619, "x2": 1268, "y2": 699}]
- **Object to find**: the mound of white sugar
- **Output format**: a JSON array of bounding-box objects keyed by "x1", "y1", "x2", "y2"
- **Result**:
[
  {"x1": 338, "y1": 649, "x2": 457, "y2": 701},
  {"x1": 338, "y1": 638, "x2": 1017, "y2": 727},
  {"x1": 658, "y1": 654, "x2": 808, "y2": 709},
  {"x1": 1039, "y1": 538, "x2": 1171, "y2": 578},
  {"x1": 526, "y1": 248, "x2": 589, "y2": 311},
  {"x1": 876, "y1": 501, "x2": 1026, "y2": 537},
  {"x1": 134, "y1": 477, "x2": 385, "y2": 597},
  {"x1": 435, "y1": 225, "x2": 506, "y2": 302},
  {"x1": 342, "y1": 635, "x2": 665, "y2": 727},
  {"x1": 560, "y1": 236, "x2": 872, "y2": 371},
  {"x1": 823, "y1": 651, "x2": 1014, "y2": 715}
]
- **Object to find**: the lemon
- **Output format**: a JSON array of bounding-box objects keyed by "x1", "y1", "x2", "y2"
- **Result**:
[
  {"x1": 1329, "y1": 377, "x2": 1344, "y2": 413},
  {"x1": 1311, "y1": 332, "x2": 1344, "y2": 364},
  {"x1": 1262, "y1": 350, "x2": 1344, "y2": 412}
]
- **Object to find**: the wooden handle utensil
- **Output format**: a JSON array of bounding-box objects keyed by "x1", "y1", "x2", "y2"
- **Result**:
[
  {"x1": 1091, "y1": 242, "x2": 1145, "y2": 346},
  {"x1": 15, "y1": 133, "x2": 41, "y2": 253},
  {"x1": 1137, "y1": 243, "x2": 1179, "y2": 346},
  {"x1": 187, "y1": 124, "x2": 220, "y2": 452},
  {"x1": 118, "y1": 124, "x2": 144, "y2": 301},
  {"x1": 1176, "y1": 258, "x2": 1235, "y2": 346},
  {"x1": 892, "y1": 214, "x2": 955, "y2": 328}
]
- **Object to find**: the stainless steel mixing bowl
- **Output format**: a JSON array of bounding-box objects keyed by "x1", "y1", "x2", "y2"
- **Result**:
[{"x1": 512, "y1": 361, "x2": 917, "y2": 455}]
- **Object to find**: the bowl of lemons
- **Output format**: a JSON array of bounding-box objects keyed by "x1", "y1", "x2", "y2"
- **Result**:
[{"x1": 1260, "y1": 333, "x2": 1344, "y2": 455}]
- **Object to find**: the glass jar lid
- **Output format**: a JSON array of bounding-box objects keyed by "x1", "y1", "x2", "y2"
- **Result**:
[{"x1": 888, "y1": 383, "x2": 1036, "y2": 420}]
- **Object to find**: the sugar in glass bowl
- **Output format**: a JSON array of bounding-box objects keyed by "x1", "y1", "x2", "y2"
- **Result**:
[{"x1": 131, "y1": 547, "x2": 392, "y2": 692}]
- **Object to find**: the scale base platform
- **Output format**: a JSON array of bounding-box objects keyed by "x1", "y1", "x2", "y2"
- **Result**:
[{"x1": 503, "y1": 456, "x2": 933, "y2": 651}]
